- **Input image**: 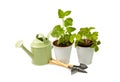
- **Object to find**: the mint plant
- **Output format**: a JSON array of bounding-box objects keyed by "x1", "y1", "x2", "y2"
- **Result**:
[
  {"x1": 75, "y1": 27, "x2": 101, "y2": 52},
  {"x1": 51, "y1": 9, "x2": 76, "y2": 47}
]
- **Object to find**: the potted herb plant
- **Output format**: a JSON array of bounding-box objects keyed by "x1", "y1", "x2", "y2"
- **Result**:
[
  {"x1": 51, "y1": 9, "x2": 76, "y2": 64},
  {"x1": 75, "y1": 27, "x2": 101, "y2": 65}
]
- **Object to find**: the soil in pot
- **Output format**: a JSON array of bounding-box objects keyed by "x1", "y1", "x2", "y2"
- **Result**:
[
  {"x1": 53, "y1": 40, "x2": 72, "y2": 47},
  {"x1": 77, "y1": 39, "x2": 93, "y2": 47}
]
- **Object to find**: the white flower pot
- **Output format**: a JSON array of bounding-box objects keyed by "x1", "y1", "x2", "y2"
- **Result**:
[
  {"x1": 53, "y1": 45, "x2": 72, "y2": 64},
  {"x1": 76, "y1": 46, "x2": 94, "y2": 65}
]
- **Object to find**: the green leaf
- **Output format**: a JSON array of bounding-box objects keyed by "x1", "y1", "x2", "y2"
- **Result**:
[
  {"x1": 64, "y1": 34, "x2": 70, "y2": 42},
  {"x1": 93, "y1": 32, "x2": 98, "y2": 36},
  {"x1": 70, "y1": 34, "x2": 76, "y2": 43},
  {"x1": 57, "y1": 37, "x2": 64, "y2": 45},
  {"x1": 70, "y1": 36, "x2": 74, "y2": 43},
  {"x1": 95, "y1": 46, "x2": 99, "y2": 52},
  {"x1": 91, "y1": 44, "x2": 99, "y2": 52},
  {"x1": 91, "y1": 44, "x2": 95, "y2": 48},
  {"x1": 97, "y1": 41, "x2": 101, "y2": 45},
  {"x1": 79, "y1": 27, "x2": 88, "y2": 35},
  {"x1": 72, "y1": 33, "x2": 76, "y2": 37},
  {"x1": 64, "y1": 11, "x2": 71, "y2": 16},
  {"x1": 89, "y1": 27, "x2": 95, "y2": 30},
  {"x1": 91, "y1": 32, "x2": 98, "y2": 40},
  {"x1": 64, "y1": 18, "x2": 73, "y2": 27},
  {"x1": 92, "y1": 35, "x2": 98, "y2": 40},
  {"x1": 51, "y1": 25, "x2": 64, "y2": 38},
  {"x1": 58, "y1": 9, "x2": 64, "y2": 18},
  {"x1": 76, "y1": 34, "x2": 82, "y2": 41},
  {"x1": 67, "y1": 27, "x2": 76, "y2": 33},
  {"x1": 75, "y1": 41, "x2": 78, "y2": 47}
]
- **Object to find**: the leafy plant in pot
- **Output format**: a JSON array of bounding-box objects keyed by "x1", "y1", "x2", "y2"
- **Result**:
[
  {"x1": 51, "y1": 9, "x2": 76, "y2": 64},
  {"x1": 75, "y1": 27, "x2": 101, "y2": 65}
]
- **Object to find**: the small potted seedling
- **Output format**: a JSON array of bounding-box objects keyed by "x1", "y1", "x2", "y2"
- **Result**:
[
  {"x1": 75, "y1": 27, "x2": 101, "y2": 65},
  {"x1": 51, "y1": 9, "x2": 76, "y2": 64}
]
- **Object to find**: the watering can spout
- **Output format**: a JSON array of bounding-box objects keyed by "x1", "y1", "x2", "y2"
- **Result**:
[{"x1": 15, "y1": 40, "x2": 33, "y2": 59}]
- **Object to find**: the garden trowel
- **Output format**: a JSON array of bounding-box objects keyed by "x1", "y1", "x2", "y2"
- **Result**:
[{"x1": 49, "y1": 59, "x2": 87, "y2": 75}]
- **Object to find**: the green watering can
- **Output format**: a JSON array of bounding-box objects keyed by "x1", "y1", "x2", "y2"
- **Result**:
[{"x1": 15, "y1": 34, "x2": 52, "y2": 65}]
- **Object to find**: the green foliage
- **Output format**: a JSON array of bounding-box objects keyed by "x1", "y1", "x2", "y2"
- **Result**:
[
  {"x1": 58, "y1": 9, "x2": 71, "y2": 18},
  {"x1": 75, "y1": 27, "x2": 101, "y2": 52},
  {"x1": 64, "y1": 18, "x2": 73, "y2": 27},
  {"x1": 70, "y1": 34, "x2": 76, "y2": 43},
  {"x1": 51, "y1": 9, "x2": 76, "y2": 46},
  {"x1": 67, "y1": 27, "x2": 76, "y2": 34},
  {"x1": 64, "y1": 11, "x2": 71, "y2": 16},
  {"x1": 51, "y1": 25, "x2": 64, "y2": 38}
]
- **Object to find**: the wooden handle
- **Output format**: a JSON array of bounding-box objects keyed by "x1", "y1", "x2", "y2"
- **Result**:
[{"x1": 49, "y1": 59, "x2": 73, "y2": 68}]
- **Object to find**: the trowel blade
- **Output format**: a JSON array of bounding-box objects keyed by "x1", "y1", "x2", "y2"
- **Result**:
[
  {"x1": 71, "y1": 69, "x2": 78, "y2": 75},
  {"x1": 79, "y1": 63, "x2": 88, "y2": 69},
  {"x1": 71, "y1": 68, "x2": 87, "y2": 75},
  {"x1": 77, "y1": 68, "x2": 87, "y2": 73}
]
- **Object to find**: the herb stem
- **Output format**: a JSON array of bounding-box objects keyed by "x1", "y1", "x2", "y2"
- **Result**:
[
  {"x1": 62, "y1": 18, "x2": 67, "y2": 34},
  {"x1": 62, "y1": 18, "x2": 64, "y2": 27}
]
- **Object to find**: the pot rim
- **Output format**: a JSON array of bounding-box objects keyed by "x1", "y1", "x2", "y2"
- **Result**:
[
  {"x1": 52, "y1": 40, "x2": 73, "y2": 47},
  {"x1": 76, "y1": 45, "x2": 93, "y2": 49}
]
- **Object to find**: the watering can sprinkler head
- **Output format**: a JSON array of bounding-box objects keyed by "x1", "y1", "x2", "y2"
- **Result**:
[{"x1": 15, "y1": 40, "x2": 24, "y2": 48}]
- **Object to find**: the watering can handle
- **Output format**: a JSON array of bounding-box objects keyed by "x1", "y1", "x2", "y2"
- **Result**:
[{"x1": 36, "y1": 33, "x2": 47, "y2": 43}]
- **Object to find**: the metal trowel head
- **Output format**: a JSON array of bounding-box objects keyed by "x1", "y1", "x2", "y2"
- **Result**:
[
  {"x1": 71, "y1": 66, "x2": 87, "y2": 75},
  {"x1": 79, "y1": 63, "x2": 88, "y2": 69}
]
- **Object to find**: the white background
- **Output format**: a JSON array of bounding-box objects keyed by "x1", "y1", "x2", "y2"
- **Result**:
[{"x1": 0, "y1": 0, "x2": 120, "y2": 82}]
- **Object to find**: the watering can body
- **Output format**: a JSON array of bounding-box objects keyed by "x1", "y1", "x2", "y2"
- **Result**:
[
  {"x1": 31, "y1": 39, "x2": 52, "y2": 65},
  {"x1": 16, "y1": 34, "x2": 52, "y2": 65}
]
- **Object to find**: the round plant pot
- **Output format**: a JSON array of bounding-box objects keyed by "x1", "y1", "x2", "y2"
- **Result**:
[
  {"x1": 76, "y1": 46, "x2": 94, "y2": 65},
  {"x1": 53, "y1": 44, "x2": 72, "y2": 64}
]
